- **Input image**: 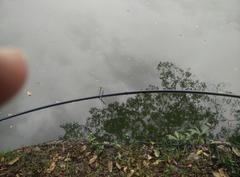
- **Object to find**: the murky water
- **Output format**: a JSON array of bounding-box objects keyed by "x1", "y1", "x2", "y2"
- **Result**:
[{"x1": 0, "y1": 0, "x2": 240, "y2": 150}]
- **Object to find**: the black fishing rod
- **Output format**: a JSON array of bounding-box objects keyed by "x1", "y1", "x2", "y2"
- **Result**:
[{"x1": 1, "y1": 89, "x2": 240, "y2": 123}]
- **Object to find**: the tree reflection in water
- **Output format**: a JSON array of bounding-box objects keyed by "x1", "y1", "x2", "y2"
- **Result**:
[{"x1": 61, "y1": 62, "x2": 240, "y2": 145}]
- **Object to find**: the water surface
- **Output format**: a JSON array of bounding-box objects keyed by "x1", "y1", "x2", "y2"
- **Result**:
[{"x1": 0, "y1": 0, "x2": 240, "y2": 150}]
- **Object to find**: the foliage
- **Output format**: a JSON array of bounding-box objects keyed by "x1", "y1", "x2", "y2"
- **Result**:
[
  {"x1": 60, "y1": 61, "x2": 240, "y2": 145},
  {"x1": 58, "y1": 61, "x2": 240, "y2": 176},
  {"x1": 60, "y1": 122, "x2": 89, "y2": 140},
  {"x1": 228, "y1": 110, "x2": 240, "y2": 146},
  {"x1": 84, "y1": 61, "x2": 223, "y2": 143},
  {"x1": 0, "y1": 139, "x2": 239, "y2": 177},
  {"x1": 167, "y1": 124, "x2": 214, "y2": 145}
]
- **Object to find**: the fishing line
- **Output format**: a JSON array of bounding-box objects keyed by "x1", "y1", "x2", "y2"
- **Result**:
[{"x1": 1, "y1": 89, "x2": 240, "y2": 123}]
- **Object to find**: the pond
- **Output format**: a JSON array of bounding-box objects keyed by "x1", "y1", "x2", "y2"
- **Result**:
[{"x1": 0, "y1": 0, "x2": 240, "y2": 150}]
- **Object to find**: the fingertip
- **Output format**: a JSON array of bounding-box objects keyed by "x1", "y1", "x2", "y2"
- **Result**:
[{"x1": 0, "y1": 48, "x2": 28, "y2": 105}]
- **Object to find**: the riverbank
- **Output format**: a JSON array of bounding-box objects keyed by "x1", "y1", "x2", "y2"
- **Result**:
[{"x1": 0, "y1": 139, "x2": 239, "y2": 177}]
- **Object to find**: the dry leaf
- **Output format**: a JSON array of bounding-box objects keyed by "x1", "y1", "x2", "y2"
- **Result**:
[
  {"x1": 108, "y1": 160, "x2": 113, "y2": 173},
  {"x1": 0, "y1": 167, "x2": 7, "y2": 171},
  {"x1": 218, "y1": 168, "x2": 229, "y2": 177},
  {"x1": 116, "y1": 161, "x2": 121, "y2": 170},
  {"x1": 154, "y1": 149, "x2": 160, "y2": 158},
  {"x1": 89, "y1": 155, "x2": 97, "y2": 165},
  {"x1": 232, "y1": 147, "x2": 240, "y2": 157},
  {"x1": 153, "y1": 159, "x2": 161, "y2": 166},
  {"x1": 64, "y1": 157, "x2": 71, "y2": 162},
  {"x1": 127, "y1": 169, "x2": 135, "y2": 177},
  {"x1": 123, "y1": 166, "x2": 128, "y2": 173},
  {"x1": 213, "y1": 171, "x2": 220, "y2": 177},
  {"x1": 46, "y1": 161, "x2": 56, "y2": 173},
  {"x1": 213, "y1": 168, "x2": 229, "y2": 177},
  {"x1": 147, "y1": 154, "x2": 152, "y2": 160},
  {"x1": 57, "y1": 156, "x2": 64, "y2": 160},
  {"x1": 203, "y1": 146, "x2": 209, "y2": 151},
  {"x1": 173, "y1": 159, "x2": 178, "y2": 166},
  {"x1": 8, "y1": 157, "x2": 20, "y2": 165},
  {"x1": 203, "y1": 152, "x2": 209, "y2": 157},
  {"x1": 80, "y1": 145, "x2": 87, "y2": 152},
  {"x1": 85, "y1": 152, "x2": 91, "y2": 157},
  {"x1": 143, "y1": 160, "x2": 149, "y2": 168}
]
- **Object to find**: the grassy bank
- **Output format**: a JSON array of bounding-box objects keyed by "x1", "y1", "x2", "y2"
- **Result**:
[{"x1": 0, "y1": 139, "x2": 239, "y2": 177}]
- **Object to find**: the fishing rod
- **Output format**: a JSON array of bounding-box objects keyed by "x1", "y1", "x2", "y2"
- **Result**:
[{"x1": 1, "y1": 89, "x2": 240, "y2": 123}]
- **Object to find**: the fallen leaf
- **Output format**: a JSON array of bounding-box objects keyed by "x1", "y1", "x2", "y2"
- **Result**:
[
  {"x1": 57, "y1": 156, "x2": 65, "y2": 160},
  {"x1": 64, "y1": 157, "x2": 71, "y2": 162},
  {"x1": 123, "y1": 166, "x2": 128, "y2": 173},
  {"x1": 218, "y1": 168, "x2": 229, "y2": 177},
  {"x1": 63, "y1": 152, "x2": 71, "y2": 162},
  {"x1": 153, "y1": 160, "x2": 161, "y2": 166},
  {"x1": 203, "y1": 146, "x2": 209, "y2": 151},
  {"x1": 213, "y1": 168, "x2": 229, "y2": 177},
  {"x1": 143, "y1": 160, "x2": 149, "y2": 168},
  {"x1": 116, "y1": 161, "x2": 121, "y2": 170},
  {"x1": 0, "y1": 167, "x2": 7, "y2": 171},
  {"x1": 172, "y1": 159, "x2": 178, "y2": 166},
  {"x1": 217, "y1": 145, "x2": 226, "y2": 151},
  {"x1": 213, "y1": 170, "x2": 220, "y2": 177},
  {"x1": 154, "y1": 149, "x2": 160, "y2": 158},
  {"x1": 85, "y1": 152, "x2": 91, "y2": 157},
  {"x1": 108, "y1": 160, "x2": 113, "y2": 173},
  {"x1": 46, "y1": 161, "x2": 56, "y2": 173},
  {"x1": 80, "y1": 145, "x2": 87, "y2": 152},
  {"x1": 232, "y1": 147, "x2": 240, "y2": 157},
  {"x1": 127, "y1": 169, "x2": 135, "y2": 177},
  {"x1": 147, "y1": 154, "x2": 152, "y2": 160},
  {"x1": 8, "y1": 157, "x2": 20, "y2": 165},
  {"x1": 203, "y1": 152, "x2": 209, "y2": 157},
  {"x1": 89, "y1": 155, "x2": 97, "y2": 165}
]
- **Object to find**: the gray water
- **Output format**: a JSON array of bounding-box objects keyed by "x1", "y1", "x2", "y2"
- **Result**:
[{"x1": 0, "y1": 0, "x2": 240, "y2": 150}]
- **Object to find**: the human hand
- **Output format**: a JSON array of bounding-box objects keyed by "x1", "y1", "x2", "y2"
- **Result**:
[{"x1": 0, "y1": 48, "x2": 28, "y2": 105}]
